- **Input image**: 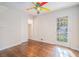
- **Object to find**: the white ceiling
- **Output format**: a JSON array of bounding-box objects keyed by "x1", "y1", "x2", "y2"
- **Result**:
[{"x1": 0, "y1": 2, "x2": 79, "y2": 15}]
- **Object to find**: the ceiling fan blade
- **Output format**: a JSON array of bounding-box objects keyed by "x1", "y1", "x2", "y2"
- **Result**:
[
  {"x1": 32, "y1": 2, "x2": 37, "y2": 5},
  {"x1": 40, "y1": 2, "x2": 48, "y2": 6},
  {"x1": 32, "y1": 2, "x2": 40, "y2": 7},
  {"x1": 37, "y1": 2, "x2": 42, "y2": 4},
  {"x1": 40, "y1": 7, "x2": 50, "y2": 11},
  {"x1": 26, "y1": 6, "x2": 35, "y2": 10}
]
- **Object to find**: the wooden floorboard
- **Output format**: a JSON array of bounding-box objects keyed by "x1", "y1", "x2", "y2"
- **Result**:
[{"x1": 0, "y1": 39, "x2": 79, "y2": 57}]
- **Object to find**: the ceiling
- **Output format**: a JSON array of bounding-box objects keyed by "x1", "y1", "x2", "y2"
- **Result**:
[{"x1": 0, "y1": 2, "x2": 79, "y2": 15}]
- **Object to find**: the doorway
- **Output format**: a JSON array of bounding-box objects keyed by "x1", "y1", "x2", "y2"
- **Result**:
[{"x1": 28, "y1": 19, "x2": 33, "y2": 40}]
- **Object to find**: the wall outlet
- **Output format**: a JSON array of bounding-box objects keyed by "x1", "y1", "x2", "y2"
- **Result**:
[{"x1": 41, "y1": 38, "x2": 43, "y2": 40}]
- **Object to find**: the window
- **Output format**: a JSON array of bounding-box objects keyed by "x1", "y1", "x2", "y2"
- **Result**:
[{"x1": 57, "y1": 16, "x2": 68, "y2": 42}]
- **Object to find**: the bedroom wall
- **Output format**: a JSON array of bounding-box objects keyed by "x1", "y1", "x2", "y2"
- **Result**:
[
  {"x1": 0, "y1": 6, "x2": 29, "y2": 50},
  {"x1": 33, "y1": 5, "x2": 79, "y2": 51}
]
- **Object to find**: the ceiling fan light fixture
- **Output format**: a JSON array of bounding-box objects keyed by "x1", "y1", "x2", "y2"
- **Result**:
[{"x1": 37, "y1": 7, "x2": 40, "y2": 11}]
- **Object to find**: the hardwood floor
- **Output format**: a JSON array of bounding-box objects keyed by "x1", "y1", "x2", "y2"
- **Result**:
[{"x1": 0, "y1": 39, "x2": 79, "y2": 57}]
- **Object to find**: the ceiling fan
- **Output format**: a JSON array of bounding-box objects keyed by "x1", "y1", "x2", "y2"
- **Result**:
[{"x1": 26, "y1": 2, "x2": 50, "y2": 14}]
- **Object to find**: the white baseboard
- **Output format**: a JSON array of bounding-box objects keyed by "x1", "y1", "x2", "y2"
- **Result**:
[
  {"x1": 30, "y1": 39, "x2": 79, "y2": 51},
  {"x1": 0, "y1": 41, "x2": 27, "y2": 51},
  {"x1": 0, "y1": 42, "x2": 21, "y2": 51},
  {"x1": 70, "y1": 47, "x2": 79, "y2": 51}
]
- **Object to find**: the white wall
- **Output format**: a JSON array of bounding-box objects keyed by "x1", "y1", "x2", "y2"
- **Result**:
[
  {"x1": 0, "y1": 6, "x2": 29, "y2": 50},
  {"x1": 33, "y1": 5, "x2": 79, "y2": 51}
]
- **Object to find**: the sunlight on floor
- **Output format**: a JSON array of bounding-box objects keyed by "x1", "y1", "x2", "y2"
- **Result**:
[{"x1": 56, "y1": 47, "x2": 76, "y2": 57}]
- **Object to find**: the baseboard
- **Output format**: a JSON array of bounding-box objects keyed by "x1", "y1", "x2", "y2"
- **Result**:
[
  {"x1": 30, "y1": 39, "x2": 56, "y2": 45},
  {"x1": 30, "y1": 39, "x2": 79, "y2": 52},
  {"x1": 0, "y1": 41, "x2": 27, "y2": 51},
  {"x1": 70, "y1": 47, "x2": 79, "y2": 51}
]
